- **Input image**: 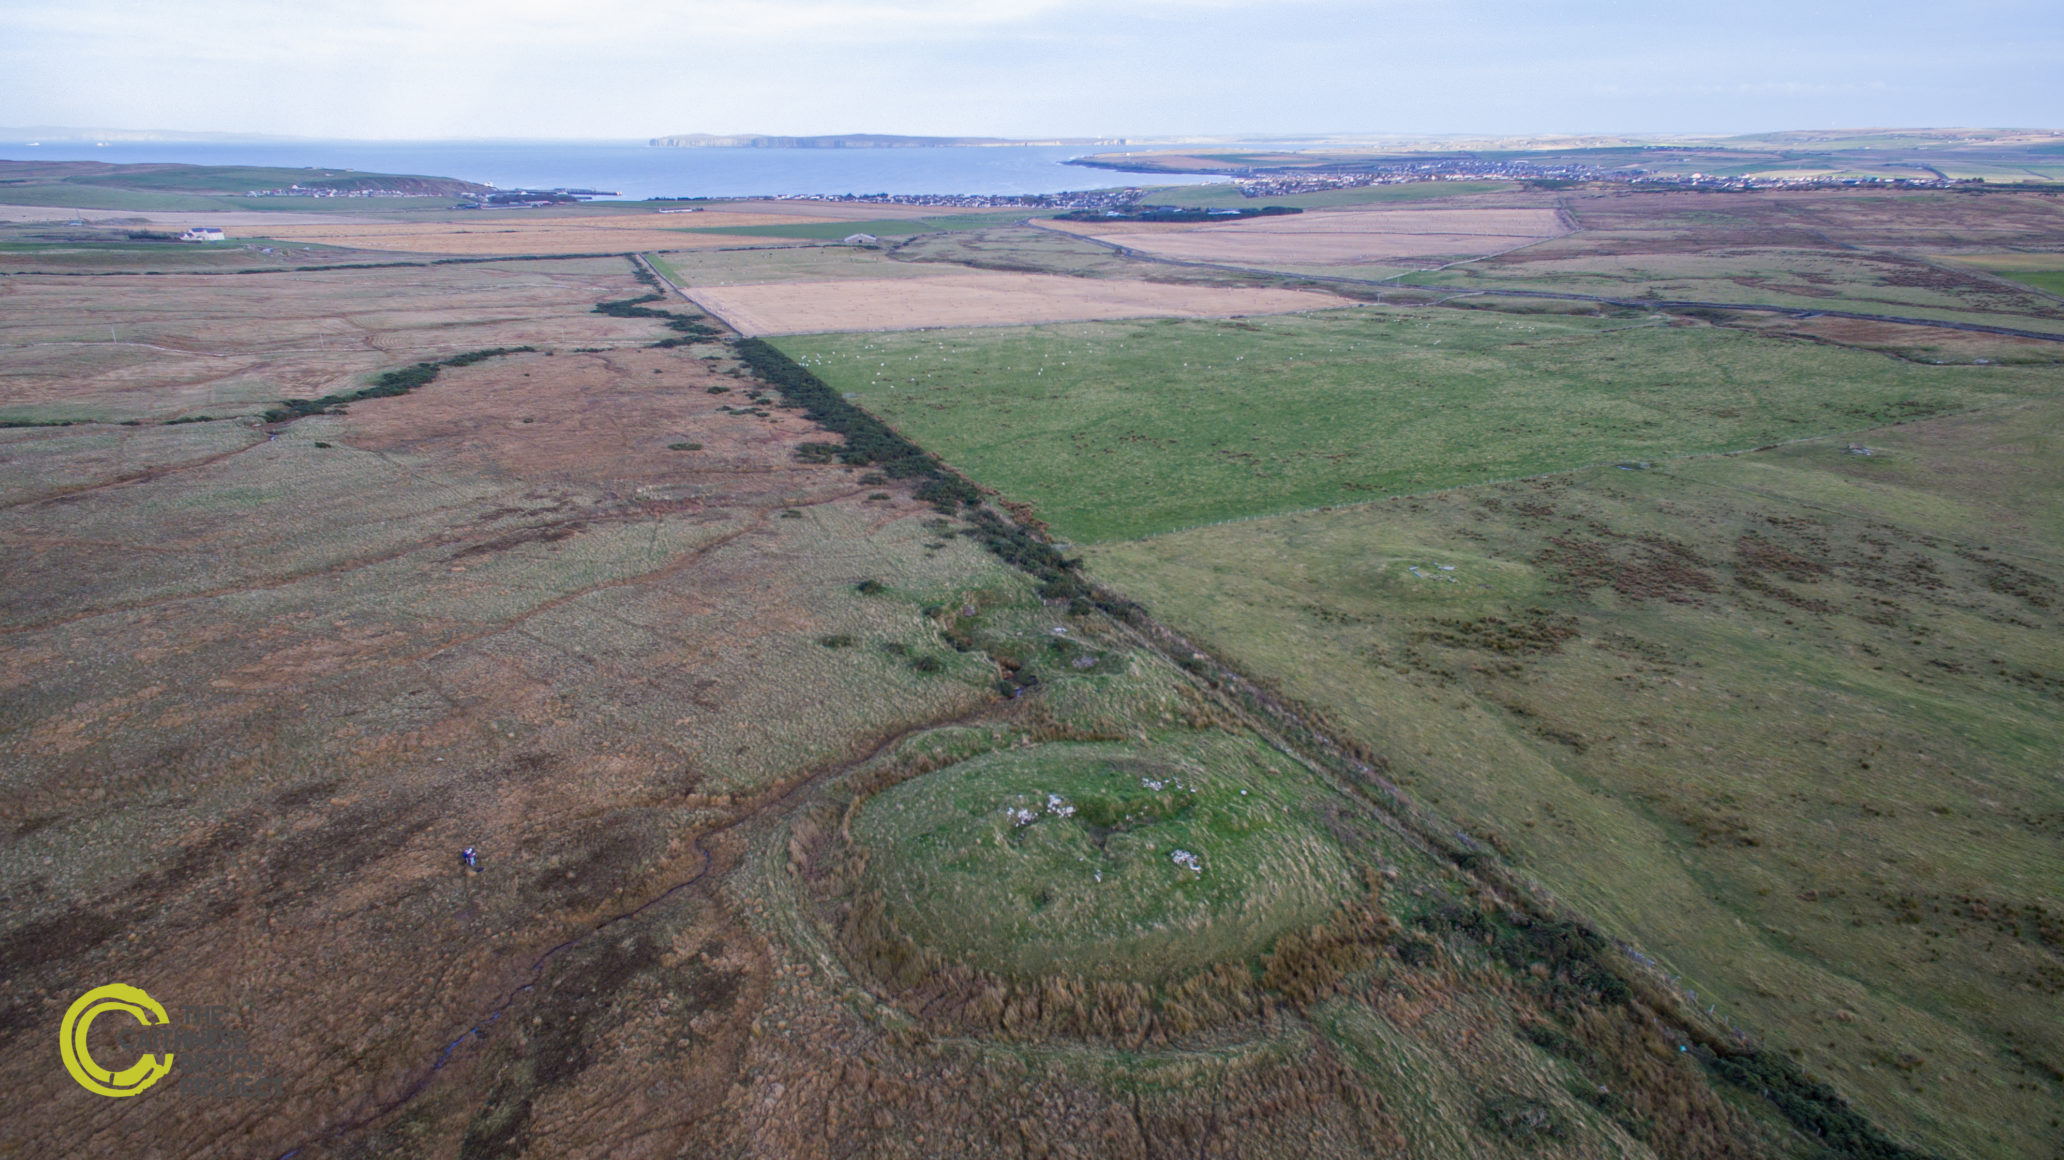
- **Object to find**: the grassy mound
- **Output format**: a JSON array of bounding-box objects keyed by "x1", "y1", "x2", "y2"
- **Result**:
[{"x1": 851, "y1": 736, "x2": 1353, "y2": 983}]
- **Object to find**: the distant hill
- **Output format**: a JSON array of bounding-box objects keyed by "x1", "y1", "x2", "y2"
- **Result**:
[
  {"x1": 649, "y1": 133, "x2": 1130, "y2": 148},
  {"x1": 0, "y1": 160, "x2": 490, "y2": 211}
]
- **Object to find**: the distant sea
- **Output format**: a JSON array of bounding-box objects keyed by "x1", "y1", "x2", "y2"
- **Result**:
[{"x1": 0, "y1": 139, "x2": 1220, "y2": 199}]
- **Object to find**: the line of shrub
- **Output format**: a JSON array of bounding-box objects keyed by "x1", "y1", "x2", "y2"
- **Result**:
[
  {"x1": 1415, "y1": 903, "x2": 1630, "y2": 1007},
  {"x1": 261, "y1": 346, "x2": 535, "y2": 423},
  {"x1": 591, "y1": 293, "x2": 724, "y2": 346},
  {"x1": 1697, "y1": 1049, "x2": 1936, "y2": 1160},
  {"x1": 734, "y1": 338, "x2": 1127, "y2": 613}
]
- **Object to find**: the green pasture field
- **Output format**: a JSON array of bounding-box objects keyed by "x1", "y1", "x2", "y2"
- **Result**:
[
  {"x1": 681, "y1": 213, "x2": 1013, "y2": 240},
  {"x1": 1941, "y1": 257, "x2": 2064, "y2": 298},
  {"x1": 1994, "y1": 269, "x2": 2064, "y2": 296},
  {"x1": 853, "y1": 734, "x2": 1354, "y2": 982},
  {"x1": 1087, "y1": 401, "x2": 2064, "y2": 1159},
  {"x1": 773, "y1": 307, "x2": 2062, "y2": 543}
]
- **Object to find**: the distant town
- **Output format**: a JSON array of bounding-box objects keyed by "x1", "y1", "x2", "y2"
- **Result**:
[
  {"x1": 248, "y1": 184, "x2": 617, "y2": 204},
  {"x1": 1070, "y1": 154, "x2": 1993, "y2": 195}
]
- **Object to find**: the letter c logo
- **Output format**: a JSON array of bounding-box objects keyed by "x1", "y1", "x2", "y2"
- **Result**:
[{"x1": 60, "y1": 985, "x2": 174, "y2": 1097}]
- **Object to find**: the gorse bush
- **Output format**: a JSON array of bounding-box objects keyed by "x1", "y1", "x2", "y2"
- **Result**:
[
  {"x1": 734, "y1": 338, "x2": 960, "y2": 484},
  {"x1": 1698, "y1": 1050, "x2": 1935, "y2": 1160},
  {"x1": 734, "y1": 339, "x2": 1127, "y2": 614},
  {"x1": 591, "y1": 293, "x2": 724, "y2": 345},
  {"x1": 262, "y1": 347, "x2": 535, "y2": 423}
]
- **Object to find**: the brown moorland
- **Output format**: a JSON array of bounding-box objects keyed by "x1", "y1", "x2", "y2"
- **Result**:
[{"x1": 0, "y1": 256, "x2": 1018, "y2": 1157}]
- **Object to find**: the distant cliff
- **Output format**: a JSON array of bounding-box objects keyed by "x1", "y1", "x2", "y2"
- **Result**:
[{"x1": 649, "y1": 133, "x2": 1130, "y2": 149}]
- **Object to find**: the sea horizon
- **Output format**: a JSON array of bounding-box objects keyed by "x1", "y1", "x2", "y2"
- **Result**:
[{"x1": 0, "y1": 137, "x2": 1228, "y2": 200}]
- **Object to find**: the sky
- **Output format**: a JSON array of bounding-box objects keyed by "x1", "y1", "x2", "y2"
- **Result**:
[{"x1": 2, "y1": 0, "x2": 2060, "y2": 140}]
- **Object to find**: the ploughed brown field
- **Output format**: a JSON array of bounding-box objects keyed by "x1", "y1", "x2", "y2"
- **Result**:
[{"x1": 682, "y1": 270, "x2": 1350, "y2": 334}]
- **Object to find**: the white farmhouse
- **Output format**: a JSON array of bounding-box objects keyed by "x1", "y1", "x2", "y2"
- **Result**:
[{"x1": 179, "y1": 227, "x2": 226, "y2": 243}]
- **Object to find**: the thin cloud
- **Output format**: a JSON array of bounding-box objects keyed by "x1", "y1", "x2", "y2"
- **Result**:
[{"x1": 0, "y1": 0, "x2": 2056, "y2": 138}]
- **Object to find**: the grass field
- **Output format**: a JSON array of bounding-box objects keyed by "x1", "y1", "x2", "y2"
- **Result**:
[
  {"x1": 1087, "y1": 402, "x2": 2064, "y2": 1158},
  {"x1": 1940, "y1": 254, "x2": 2064, "y2": 300},
  {"x1": 1995, "y1": 269, "x2": 2064, "y2": 296},
  {"x1": 774, "y1": 307, "x2": 2062, "y2": 542}
]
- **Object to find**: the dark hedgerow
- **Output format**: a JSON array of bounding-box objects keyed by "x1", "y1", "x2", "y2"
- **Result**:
[
  {"x1": 732, "y1": 337, "x2": 1136, "y2": 619},
  {"x1": 262, "y1": 347, "x2": 535, "y2": 424},
  {"x1": 733, "y1": 338, "x2": 955, "y2": 483},
  {"x1": 1697, "y1": 1049, "x2": 1937, "y2": 1160},
  {"x1": 591, "y1": 293, "x2": 724, "y2": 345}
]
